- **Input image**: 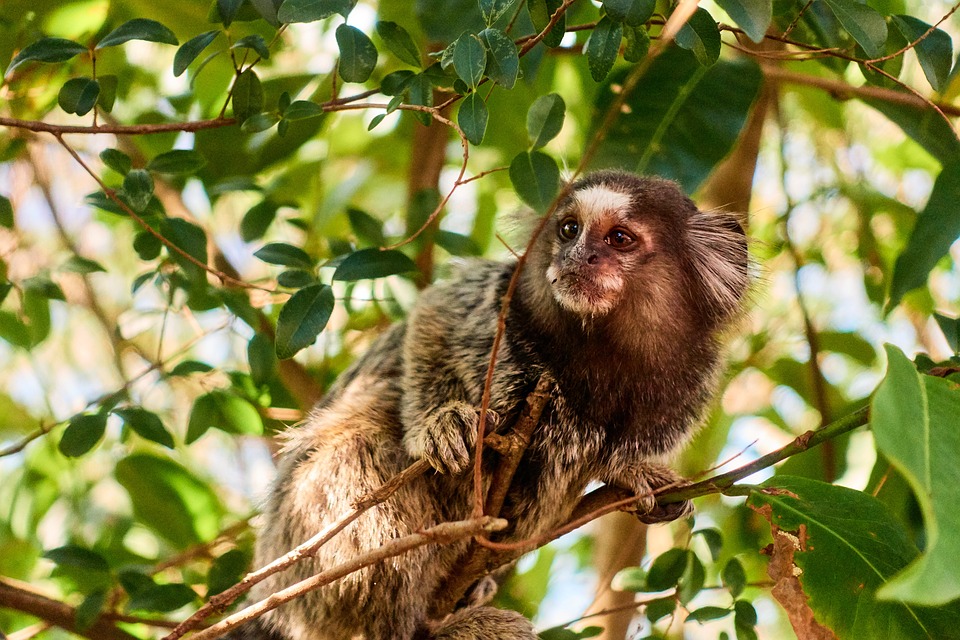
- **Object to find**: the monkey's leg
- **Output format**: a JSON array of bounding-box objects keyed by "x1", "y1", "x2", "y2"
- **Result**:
[
  {"x1": 631, "y1": 464, "x2": 694, "y2": 525},
  {"x1": 427, "y1": 606, "x2": 538, "y2": 640}
]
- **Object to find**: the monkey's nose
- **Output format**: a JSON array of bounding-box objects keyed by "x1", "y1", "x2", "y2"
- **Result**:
[{"x1": 586, "y1": 254, "x2": 599, "y2": 265}]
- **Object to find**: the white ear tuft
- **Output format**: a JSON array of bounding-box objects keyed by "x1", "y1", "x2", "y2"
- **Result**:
[{"x1": 686, "y1": 210, "x2": 749, "y2": 319}]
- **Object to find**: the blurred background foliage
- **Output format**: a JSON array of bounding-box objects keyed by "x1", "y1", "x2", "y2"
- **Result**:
[{"x1": 1, "y1": 0, "x2": 960, "y2": 638}]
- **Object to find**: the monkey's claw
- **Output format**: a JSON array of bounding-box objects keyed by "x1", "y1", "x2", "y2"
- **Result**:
[{"x1": 418, "y1": 401, "x2": 480, "y2": 475}]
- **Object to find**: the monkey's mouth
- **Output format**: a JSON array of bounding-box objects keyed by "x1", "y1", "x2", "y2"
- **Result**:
[{"x1": 549, "y1": 269, "x2": 623, "y2": 317}]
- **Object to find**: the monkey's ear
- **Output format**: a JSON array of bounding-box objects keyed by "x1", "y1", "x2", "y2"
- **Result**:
[{"x1": 686, "y1": 210, "x2": 749, "y2": 320}]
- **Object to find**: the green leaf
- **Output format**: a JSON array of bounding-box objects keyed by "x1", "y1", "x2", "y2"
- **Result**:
[
  {"x1": 76, "y1": 589, "x2": 107, "y2": 631},
  {"x1": 890, "y1": 163, "x2": 960, "y2": 307},
  {"x1": 528, "y1": 0, "x2": 565, "y2": 48},
  {"x1": 275, "y1": 283, "x2": 335, "y2": 359},
  {"x1": 58, "y1": 78, "x2": 100, "y2": 116},
  {"x1": 24, "y1": 275, "x2": 64, "y2": 301},
  {"x1": 233, "y1": 34, "x2": 271, "y2": 60},
  {"x1": 248, "y1": 333, "x2": 278, "y2": 386},
  {"x1": 721, "y1": 557, "x2": 747, "y2": 598},
  {"x1": 892, "y1": 15, "x2": 952, "y2": 93},
  {"x1": 586, "y1": 16, "x2": 622, "y2": 82},
  {"x1": 133, "y1": 231, "x2": 162, "y2": 261},
  {"x1": 186, "y1": 390, "x2": 263, "y2": 443},
  {"x1": 174, "y1": 30, "x2": 220, "y2": 77},
  {"x1": 645, "y1": 548, "x2": 688, "y2": 591},
  {"x1": 480, "y1": 0, "x2": 518, "y2": 26},
  {"x1": 147, "y1": 150, "x2": 207, "y2": 175},
  {"x1": 331, "y1": 248, "x2": 417, "y2": 281},
  {"x1": 509, "y1": 150, "x2": 560, "y2": 212},
  {"x1": 747, "y1": 476, "x2": 959, "y2": 638},
  {"x1": 458, "y1": 92, "x2": 489, "y2": 145},
  {"x1": 0, "y1": 195, "x2": 12, "y2": 228},
  {"x1": 677, "y1": 550, "x2": 705, "y2": 604},
  {"x1": 872, "y1": 345, "x2": 960, "y2": 605},
  {"x1": 602, "y1": 0, "x2": 654, "y2": 27},
  {"x1": 97, "y1": 19, "x2": 178, "y2": 49},
  {"x1": 99, "y1": 148, "x2": 132, "y2": 175},
  {"x1": 453, "y1": 34, "x2": 486, "y2": 89},
  {"x1": 526, "y1": 93, "x2": 565, "y2": 150},
  {"x1": 96, "y1": 75, "x2": 118, "y2": 113},
  {"x1": 241, "y1": 112, "x2": 280, "y2": 133},
  {"x1": 159, "y1": 218, "x2": 207, "y2": 281},
  {"x1": 61, "y1": 256, "x2": 106, "y2": 274},
  {"x1": 278, "y1": 0, "x2": 351, "y2": 22},
  {"x1": 376, "y1": 21, "x2": 421, "y2": 68},
  {"x1": 277, "y1": 269, "x2": 317, "y2": 288},
  {"x1": 216, "y1": 0, "x2": 245, "y2": 26},
  {"x1": 207, "y1": 548, "x2": 250, "y2": 597},
  {"x1": 694, "y1": 527, "x2": 723, "y2": 561},
  {"x1": 336, "y1": 25, "x2": 378, "y2": 83},
  {"x1": 6, "y1": 37, "x2": 87, "y2": 75},
  {"x1": 686, "y1": 606, "x2": 731, "y2": 624},
  {"x1": 169, "y1": 360, "x2": 213, "y2": 376},
  {"x1": 645, "y1": 597, "x2": 676, "y2": 622},
  {"x1": 22, "y1": 287, "x2": 51, "y2": 346},
  {"x1": 591, "y1": 48, "x2": 762, "y2": 193},
  {"x1": 479, "y1": 28, "x2": 518, "y2": 89},
  {"x1": 43, "y1": 545, "x2": 109, "y2": 572},
  {"x1": 675, "y1": 7, "x2": 722, "y2": 66},
  {"x1": 435, "y1": 230, "x2": 481, "y2": 256},
  {"x1": 820, "y1": 0, "x2": 887, "y2": 59},
  {"x1": 347, "y1": 208, "x2": 386, "y2": 247},
  {"x1": 114, "y1": 408, "x2": 174, "y2": 449},
  {"x1": 733, "y1": 600, "x2": 757, "y2": 628},
  {"x1": 241, "y1": 200, "x2": 279, "y2": 242},
  {"x1": 934, "y1": 313, "x2": 959, "y2": 353},
  {"x1": 128, "y1": 583, "x2": 197, "y2": 612},
  {"x1": 283, "y1": 100, "x2": 324, "y2": 121},
  {"x1": 254, "y1": 242, "x2": 313, "y2": 269},
  {"x1": 714, "y1": 0, "x2": 771, "y2": 43},
  {"x1": 59, "y1": 413, "x2": 107, "y2": 457},
  {"x1": 623, "y1": 24, "x2": 650, "y2": 62},
  {"x1": 122, "y1": 169, "x2": 154, "y2": 213},
  {"x1": 232, "y1": 69, "x2": 264, "y2": 124}
]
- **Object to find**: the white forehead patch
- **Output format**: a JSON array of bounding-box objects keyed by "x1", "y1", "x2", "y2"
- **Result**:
[{"x1": 572, "y1": 185, "x2": 633, "y2": 226}]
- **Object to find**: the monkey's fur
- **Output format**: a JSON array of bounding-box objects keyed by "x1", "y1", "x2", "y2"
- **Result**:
[{"x1": 238, "y1": 171, "x2": 749, "y2": 640}]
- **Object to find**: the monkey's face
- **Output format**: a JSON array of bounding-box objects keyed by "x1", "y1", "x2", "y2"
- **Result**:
[{"x1": 546, "y1": 183, "x2": 655, "y2": 318}]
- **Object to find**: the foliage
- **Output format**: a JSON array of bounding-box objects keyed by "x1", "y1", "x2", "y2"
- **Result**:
[{"x1": 1, "y1": 0, "x2": 960, "y2": 638}]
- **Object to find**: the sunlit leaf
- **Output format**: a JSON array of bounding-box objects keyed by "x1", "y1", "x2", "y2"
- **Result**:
[
  {"x1": 376, "y1": 21, "x2": 421, "y2": 68},
  {"x1": 820, "y1": 0, "x2": 887, "y2": 59},
  {"x1": 275, "y1": 283, "x2": 335, "y2": 358},
  {"x1": 128, "y1": 583, "x2": 197, "y2": 612},
  {"x1": 332, "y1": 248, "x2": 417, "y2": 281},
  {"x1": 526, "y1": 93, "x2": 565, "y2": 150},
  {"x1": 59, "y1": 413, "x2": 108, "y2": 457},
  {"x1": 174, "y1": 31, "x2": 220, "y2": 77},
  {"x1": 114, "y1": 407, "x2": 174, "y2": 449},
  {"x1": 97, "y1": 19, "x2": 178, "y2": 49},
  {"x1": 715, "y1": 0, "x2": 771, "y2": 43},
  {"x1": 892, "y1": 15, "x2": 952, "y2": 93}
]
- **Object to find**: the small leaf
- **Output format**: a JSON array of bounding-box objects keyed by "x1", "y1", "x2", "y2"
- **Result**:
[
  {"x1": 602, "y1": 0, "x2": 655, "y2": 27},
  {"x1": 59, "y1": 412, "x2": 108, "y2": 457},
  {"x1": 24, "y1": 275, "x2": 64, "y2": 300},
  {"x1": 100, "y1": 148, "x2": 132, "y2": 175},
  {"x1": 586, "y1": 16, "x2": 623, "y2": 81},
  {"x1": 169, "y1": 360, "x2": 213, "y2": 376},
  {"x1": 97, "y1": 19, "x2": 178, "y2": 49},
  {"x1": 240, "y1": 112, "x2": 279, "y2": 133},
  {"x1": 376, "y1": 21, "x2": 421, "y2": 68},
  {"x1": 76, "y1": 589, "x2": 107, "y2": 631},
  {"x1": 458, "y1": 92, "x2": 489, "y2": 146},
  {"x1": 248, "y1": 333, "x2": 278, "y2": 386},
  {"x1": 232, "y1": 34, "x2": 271, "y2": 60},
  {"x1": 254, "y1": 242, "x2": 314, "y2": 269},
  {"x1": 453, "y1": 34, "x2": 486, "y2": 89},
  {"x1": 6, "y1": 37, "x2": 87, "y2": 75},
  {"x1": 96, "y1": 75, "x2": 118, "y2": 112},
  {"x1": 479, "y1": 28, "x2": 519, "y2": 89},
  {"x1": 43, "y1": 545, "x2": 110, "y2": 572},
  {"x1": 526, "y1": 93, "x2": 565, "y2": 150},
  {"x1": 277, "y1": 269, "x2": 317, "y2": 288},
  {"x1": 347, "y1": 208, "x2": 386, "y2": 246},
  {"x1": 122, "y1": 170, "x2": 154, "y2": 213},
  {"x1": 278, "y1": 0, "x2": 351, "y2": 23},
  {"x1": 934, "y1": 313, "x2": 959, "y2": 353},
  {"x1": 336, "y1": 24, "x2": 378, "y2": 83},
  {"x1": 686, "y1": 606, "x2": 732, "y2": 624},
  {"x1": 480, "y1": 0, "x2": 518, "y2": 26},
  {"x1": 435, "y1": 230, "x2": 481, "y2": 256},
  {"x1": 128, "y1": 583, "x2": 197, "y2": 612},
  {"x1": 283, "y1": 100, "x2": 324, "y2": 120},
  {"x1": 892, "y1": 15, "x2": 953, "y2": 93},
  {"x1": 645, "y1": 548, "x2": 688, "y2": 591},
  {"x1": 275, "y1": 284, "x2": 335, "y2": 359},
  {"x1": 623, "y1": 24, "x2": 650, "y2": 62},
  {"x1": 58, "y1": 78, "x2": 101, "y2": 116},
  {"x1": 820, "y1": 0, "x2": 887, "y2": 59},
  {"x1": 694, "y1": 527, "x2": 723, "y2": 561},
  {"x1": 528, "y1": 0, "x2": 566, "y2": 48},
  {"x1": 232, "y1": 69, "x2": 264, "y2": 124},
  {"x1": 159, "y1": 218, "x2": 207, "y2": 281},
  {"x1": 217, "y1": 0, "x2": 245, "y2": 26},
  {"x1": 721, "y1": 557, "x2": 747, "y2": 598},
  {"x1": 331, "y1": 248, "x2": 417, "y2": 281},
  {"x1": 207, "y1": 549, "x2": 250, "y2": 597},
  {"x1": 509, "y1": 150, "x2": 560, "y2": 212},
  {"x1": 186, "y1": 390, "x2": 263, "y2": 443},
  {"x1": 675, "y1": 7, "x2": 721, "y2": 66},
  {"x1": 0, "y1": 195, "x2": 12, "y2": 228},
  {"x1": 733, "y1": 600, "x2": 757, "y2": 627},
  {"x1": 241, "y1": 200, "x2": 278, "y2": 242},
  {"x1": 714, "y1": 0, "x2": 771, "y2": 43},
  {"x1": 174, "y1": 30, "x2": 220, "y2": 77},
  {"x1": 61, "y1": 256, "x2": 106, "y2": 274},
  {"x1": 114, "y1": 408, "x2": 174, "y2": 449},
  {"x1": 147, "y1": 150, "x2": 207, "y2": 175},
  {"x1": 133, "y1": 231, "x2": 162, "y2": 261}
]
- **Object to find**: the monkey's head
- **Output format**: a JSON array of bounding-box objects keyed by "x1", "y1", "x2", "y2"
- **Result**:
[{"x1": 522, "y1": 171, "x2": 749, "y2": 340}]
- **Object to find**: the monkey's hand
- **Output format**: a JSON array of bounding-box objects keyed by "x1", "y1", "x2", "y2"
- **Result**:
[
  {"x1": 405, "y1": 401, "x2": 498, "y2": 475},
  {"x1": 613, "y1": 464, "x2": 694, "y2": 525}
]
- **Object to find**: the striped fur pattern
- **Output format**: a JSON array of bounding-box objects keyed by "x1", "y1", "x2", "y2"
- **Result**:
[{"x1": 241, "y1": 171, "x2": 749, "y2": 639}]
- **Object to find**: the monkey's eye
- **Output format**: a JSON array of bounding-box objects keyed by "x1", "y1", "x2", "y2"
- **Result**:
[
  {"x1": 559, "y1": 219, "x2": 579, "y2": 241},
  {"x1": 604, "y1": 228, "x2": 636, "y2": 249}
]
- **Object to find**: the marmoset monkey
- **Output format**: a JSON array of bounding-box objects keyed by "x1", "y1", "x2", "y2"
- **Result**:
[{"x1": 236, "y1": 171, "x2": 749, "y2": 640}]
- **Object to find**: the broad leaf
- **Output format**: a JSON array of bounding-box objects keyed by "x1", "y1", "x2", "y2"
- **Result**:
[
  {"x1": 275, "y1": 283, "x2": 335, "y2": 358},
  {"x1": 186, "y1": 390, "x2": 263, "y2": 443},
  {"x1": 675, "y1": 8, "x2": 721, "y2": 66},
  {"x1": 458, "y1": 92, "x2": 488, "y2": 145},
  {"x1": 43, "y1": 545, "x2": 109, "y2": 572},
  {"x1": 347, "y1": 207, "x2": 386, "y2": 246},
  {"x1": 114, "y1": 408, "x2": 174, "y2": 449},
  {"x1": 159, "y1": 218, "x2": 207, "y2": 282},
  {"x1": 872, "y1": 345, "x2": 960, "y2": 605},
  {"x1": 332, "y1": 248, "x2": 417, "y2": 281},
  {"x1": 232, "y1": 69, "x2": 264, "y2": 123},
  {"x1": 147, "y1": 150, "x2": 206, "y2": 175},
  {"x1": 59, "y1": 413, "x2": 107, "y2": 457},
  {"x1": 892, "y1": 15, "x2": 953, "y2": 93},
  {"x1": 528, "y1": 0, "x2": 565, "y2": 48},
  {"x1": 61, "y1": 256, "x2": 106, "y2": 274},
  {"x1": 58, "y1": 78, "x2": 100, "y2": 116},
  {"x1": 336, "y1": 25, "x2": 378, "y2": 83},
  {"x1": 127, "y1": 583, "x2": 197, "y2": 612},
  {"x1": 277, "y1": 0, "x2": 351, "y2": 22},
  {"x1": 509, "y1": 150, "x2": 560, "y2": 212},
  {"x1": 232, "y1": 34, "x2": 271, "y2": 60},
  {"x1": 97, "y1": 19, "x2": 178, "y2": 49},
  {"x1": 174, "y1": 31, "x2": 220, "y2": 77},
  {"x1": 254, "y1": 242, "x2": 314, "y2": 269},
  {"x1": 248, "y1": 333, "x2": 278, "y2": 386},
  {"x1": 207, "y1": 549, "x2": 250, "y2": 596},
  {"x1": 453, "y1": 34, "x2": 486, "y2": 89},
  {"x1": 283, "y1": 100, "x2": 324, "y2": 120},
  {"x1": 715, "y1": 0, "x2": 771, "y2": 43},
  {"x1": 586, "y1": 16, "x2": 622, "y2": 82},
  {"x1": 602, "y1": 0, "x2": 655, "y2": 27},
  {"x1": 820, "y1": 0, "x2": 887, "y2": 59},
  {"x1": 241, "y1": 200, "x2": 279, "y2": 241},
  {"x1": 122, "y1": 170, "x2": 154, "y2": 213},
  {"x1": 100, "y1": 148, "x2": 132, "y2": 175},
  {"x1": 480, "y1": 28, "x2": 518, "y2": 89},
  {"x1": 526, "y1": 93, "x2": 565, "y2": 150},
  {"x1": 480, "y1": 0, "x2": 517, "y2": 26},
  {"x1": 6, "y1": 38, "x2": 87, "y2": 75},
  {"x1": 376, "y1": 21, "x2": 421, "y2": 68}
]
